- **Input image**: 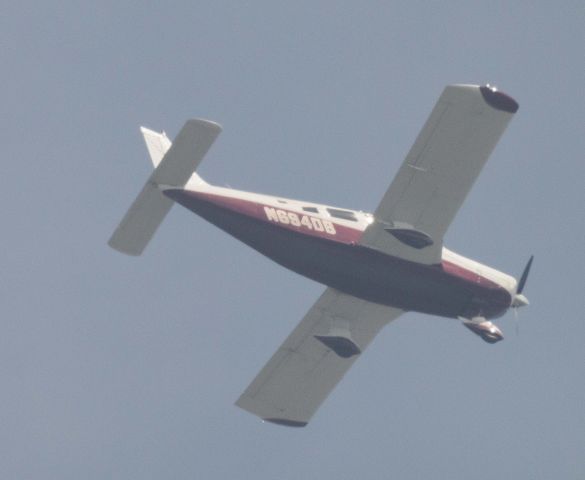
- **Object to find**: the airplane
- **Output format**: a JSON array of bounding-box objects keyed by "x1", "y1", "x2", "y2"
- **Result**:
[{"x1": 109, "y1": 84, "x2": 532, "y2": 427}]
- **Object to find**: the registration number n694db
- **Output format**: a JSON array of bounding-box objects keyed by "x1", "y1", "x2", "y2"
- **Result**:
[{"x1": 263, "y1": 207, "x2": 336, "y2": 235}]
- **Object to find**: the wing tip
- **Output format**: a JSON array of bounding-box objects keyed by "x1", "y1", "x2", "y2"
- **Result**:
[
  {"x1": 236, "y1": 397, "x2": 309, "y2": 427},
  {"x1": 108, "y1": 235, "x2": 143, "y2": 256},
  {"x1": 185, "y1": 118, "x2": 223, "y2": 134},
  {"x1": 479, "y1": 85, "x2": 519, "y2": 113},
  {"x1": 263, "y1": 418, "x2": 308, "y2": 428}
]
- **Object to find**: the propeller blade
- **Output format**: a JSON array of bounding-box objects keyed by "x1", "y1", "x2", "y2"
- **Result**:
[{"x1": 517, "y1": 255, "x2": 534, "y2": 294}]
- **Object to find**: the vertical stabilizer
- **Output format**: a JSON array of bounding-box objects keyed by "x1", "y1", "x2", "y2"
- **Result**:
[{"x1": 140, "y1": 126, "x2": 172, "y2": 168}]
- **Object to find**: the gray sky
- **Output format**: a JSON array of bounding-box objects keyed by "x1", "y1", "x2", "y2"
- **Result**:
[{"x1": 2, "y1": 2, "x2": 584, "y2": 478}]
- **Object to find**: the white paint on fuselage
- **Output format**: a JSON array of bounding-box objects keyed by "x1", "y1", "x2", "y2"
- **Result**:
[{"x1": 442, "y1": 248, "x2": 517, "y2": 296}]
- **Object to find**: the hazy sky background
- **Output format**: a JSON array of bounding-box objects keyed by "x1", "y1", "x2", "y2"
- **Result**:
[{"x1": 2, "y1": 2, "x2": 584, "y2": 478}]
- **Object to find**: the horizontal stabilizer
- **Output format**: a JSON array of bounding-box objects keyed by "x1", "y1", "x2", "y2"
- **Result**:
[{"x1": 108, "y1": 119, "x2": 222, "y2": 256}]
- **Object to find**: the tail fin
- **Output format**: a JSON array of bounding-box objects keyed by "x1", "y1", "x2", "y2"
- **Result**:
[
  {"x1": 140, "y1": 126, "x2": 209, "y2": 187},
  {"x1": 140, "y1": 126, "x2": 172, "y2": 168},
  {"x1": 108, "y1": 119, "x2": 222, "y2": 256}
]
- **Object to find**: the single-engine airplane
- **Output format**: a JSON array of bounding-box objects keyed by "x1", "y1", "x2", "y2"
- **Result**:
[{"x1": 109, "y1": 84, "x2": 532, "y2": 427}]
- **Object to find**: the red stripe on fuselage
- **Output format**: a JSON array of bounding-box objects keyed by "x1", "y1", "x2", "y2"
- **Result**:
[{"x1": 441, "y1": 259, "x2": 503, "y2": 291}]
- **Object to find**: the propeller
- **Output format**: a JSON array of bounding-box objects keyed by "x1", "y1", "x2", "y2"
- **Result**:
[
  {"x1": 517, "y1": 255, "x2": 533, "y2": 295},
  {"x1": 513, "y1": 305, "x2": 520, "y2": 336},
  {"x1": 509, "y1": 255, "x2": 533, "y2": 337},
  {"x1": 511, "y1": 255, "x2": 533, "y2": 309}
]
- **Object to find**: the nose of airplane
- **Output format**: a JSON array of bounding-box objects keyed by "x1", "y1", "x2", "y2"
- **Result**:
[{"x1": 512, "y1": 292, "x2": 529, "y2": 308}]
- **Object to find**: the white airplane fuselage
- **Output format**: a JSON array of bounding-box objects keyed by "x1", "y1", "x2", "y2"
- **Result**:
[{"x1": 165, "y1": 180, "x2": 517, "y2": 321}]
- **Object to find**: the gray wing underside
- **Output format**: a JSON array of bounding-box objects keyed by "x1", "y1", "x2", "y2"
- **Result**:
[
  {"x1": 360, "y1": 84, "x2": 518, "y2": 264},
  {"x1": 236, "y1": 288, "x2": 403, "y2": 426}
]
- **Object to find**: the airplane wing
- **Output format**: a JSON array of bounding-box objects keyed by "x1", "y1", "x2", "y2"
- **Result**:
[
  {"x1": 360, "y1": 84, "x2": 518, "y2": 264},
  {"x1": 236, "y1": 288, "x2": 403, "y2": 426}
]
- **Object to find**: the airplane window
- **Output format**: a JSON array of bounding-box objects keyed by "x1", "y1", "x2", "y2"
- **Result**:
[
  {"x1": 303, "y1": 207, "x2": 318, "y2": 213},
  {"x1": 327, "y1": 208, "x2": 357, "y2": 221}
]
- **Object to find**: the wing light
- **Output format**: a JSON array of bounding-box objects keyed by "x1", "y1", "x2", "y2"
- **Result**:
[{"x1": 480, "y1": 85, "x2": 520, "y2": 113}]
